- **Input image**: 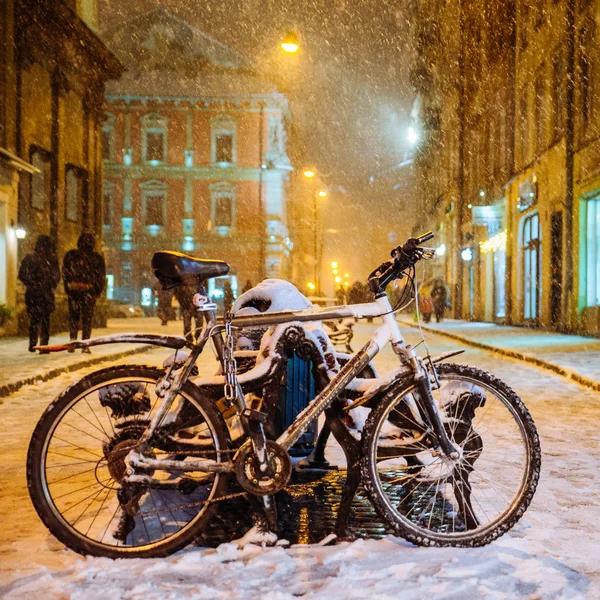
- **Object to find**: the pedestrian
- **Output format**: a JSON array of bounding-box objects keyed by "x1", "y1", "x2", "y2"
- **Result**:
[
  {"x1": 154, "y1": 281, "x2": 173, "y2": 326},
  {"x1": 18, "y1": 235, "x2": 61, "y2": 353},
  {"x1": 62, "y1": 232, "x2": 106, "y2": 352},
  {"x1": 431, "y1": 278, "x2": 449, "y2": 323},
  {"x1": 173, "y1": 284, "x2": 197, "y2": 341}
]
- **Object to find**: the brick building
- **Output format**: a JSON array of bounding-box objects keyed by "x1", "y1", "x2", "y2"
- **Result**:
[
  {"x1": 100, "y1": 9, "x2": 293, "y2": 307},
  {"x1": 411, "y1": 0, "x2": 600, "y2": 334},
  {"x1": 0, "y1": 0, "x2": 122, "y2": 335}
]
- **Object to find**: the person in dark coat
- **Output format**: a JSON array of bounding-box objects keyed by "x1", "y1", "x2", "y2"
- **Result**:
[
  {"x1": 431, "y1": 279, "x2": 449, "y2": 323},
  {"x1": 63, "y1": 233, "x2": 106, "y2": 352},
  {"x1": 18, "y1": 235, "x2": 61, "y2": 353},
  {"x1": 173, "y1": 284, "x2": 198, "y2": 342}
]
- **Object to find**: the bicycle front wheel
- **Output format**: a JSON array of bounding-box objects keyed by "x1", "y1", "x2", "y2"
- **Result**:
[
  {"x1": 27, "y1": 365, "x2": 230, "y2": 558},
  {"x1": 361, "y1": 362, "x2": 540, "y2": 547}
]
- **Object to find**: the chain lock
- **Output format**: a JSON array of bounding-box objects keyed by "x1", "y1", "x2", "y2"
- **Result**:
[{"x1": 223, "y1": 311, "x2": 238, "y2": 404}]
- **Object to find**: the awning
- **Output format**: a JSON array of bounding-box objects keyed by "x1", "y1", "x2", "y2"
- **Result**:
[{"x1": 0, "y1": 147, "x2": 39, "y2": 174}]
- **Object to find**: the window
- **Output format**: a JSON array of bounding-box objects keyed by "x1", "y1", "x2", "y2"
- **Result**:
[
  {"x1": 146, "y1": 132, "x2": 165, "y2": 162},
  {"x1": 215, "y1": 134, "x2": 233, "y2": 163},
  {"x1": 141, "y1": 113, "x2": 168, "y2": 164},
  {"x1": 210, "y1": 182, "x2": 236, "y2": 236},
  {"x1": 582, "y1": 194, "x2": 600, "y2": 306},
  {"x1": 522, "y1": 212, "x2": 541, "y2": 320},
  {"x1": 211, "y1": 114, "x2": 237, "y2": 165},
  {"x1": 552, "y1": 52, "x2": 565, "y2": 141},
  {"x1": 102, "y1": 113, "x2": 116, "y2": 162},
  {"x1": 215, "y1": 196, "x2": 232, "y2": 227},
  {"x1": 30, "y1": 148, "x2": 50, "y2": 210},
  {"x1": 140, "y1": 180, "x2": 168, "y2": 232},
  {"x1": 145, "y1": 193, "x2": 165, "y2": 226},
  {"x1": 534, "y1": 70, "x2": 545, "y2": 154},
  {"x1": 65, "y1": 166, "x2": 85, "y2": 223},
  {"x1": 103, "y1": 182, "x2": 115, "y2": 227}
]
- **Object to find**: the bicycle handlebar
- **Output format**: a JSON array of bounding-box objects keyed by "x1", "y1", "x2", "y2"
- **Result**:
[{"x1": 367, "y1": 232, "x2": 435, "y2": 296}]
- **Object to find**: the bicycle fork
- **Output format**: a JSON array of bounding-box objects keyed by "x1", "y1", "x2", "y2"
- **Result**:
[{"x1": 395, "y1": 344, "x2": 459, "y2": 459}]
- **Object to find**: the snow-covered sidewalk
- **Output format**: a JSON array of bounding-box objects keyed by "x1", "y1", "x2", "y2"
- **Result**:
[
  {"x1": 399, "y1": 317, "x2": 600, "y2": 390},
  {"x1": 0, "y1": 318, "x2": 184, "y2": 400}
]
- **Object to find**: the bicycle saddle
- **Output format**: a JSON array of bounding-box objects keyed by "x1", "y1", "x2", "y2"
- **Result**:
[{"x1": 152, "y1": 251, "x2": 229, "y2": 289}]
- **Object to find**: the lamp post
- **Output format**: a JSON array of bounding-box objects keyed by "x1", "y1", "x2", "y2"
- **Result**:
[{"x1": 312, "y1": 188, "x2": 327, "y2": 296}]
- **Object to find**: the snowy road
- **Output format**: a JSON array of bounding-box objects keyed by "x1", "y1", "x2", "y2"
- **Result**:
[{"x1": 0, "y1": 322, "x2": 598, "y2": 599}]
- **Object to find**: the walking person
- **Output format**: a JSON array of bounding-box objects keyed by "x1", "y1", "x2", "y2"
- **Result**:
[
  {"x1": 431, "y1": 278, "x2": 449, "y2": 323},
  {"x1": 63, "y1": 233, "x2": 106, "y2": 353},
  {"x1": 173, "y1": 284, "x2": 197, "y2": 342},
  {"x1": 18, "y1": 235, "x2": 61, "y2": 353}
]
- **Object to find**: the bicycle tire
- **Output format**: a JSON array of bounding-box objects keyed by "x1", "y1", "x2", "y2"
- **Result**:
[
  {"x1": 361, "y1": 362, "x2": 541, "y2": 547},
  {"x1": 27, "y1": 365, "x2": 231, "y2": 558}
]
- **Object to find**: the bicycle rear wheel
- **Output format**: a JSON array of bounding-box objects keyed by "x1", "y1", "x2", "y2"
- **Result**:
[
  {"x1": 27, "y1": 365, "x2": 230, "y2": 558},
  {"x1": 361, "y1": 363, "x2": 540, "y2": 547}
]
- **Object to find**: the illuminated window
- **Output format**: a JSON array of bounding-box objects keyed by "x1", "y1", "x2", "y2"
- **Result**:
[{"x1": 582, "y1": 194, "x2": 600, "y2": 307}]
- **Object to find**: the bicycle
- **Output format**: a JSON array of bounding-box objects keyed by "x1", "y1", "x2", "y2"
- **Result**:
[{"x1": 27, "y1": 232, "x2": 541, "y2": 557}]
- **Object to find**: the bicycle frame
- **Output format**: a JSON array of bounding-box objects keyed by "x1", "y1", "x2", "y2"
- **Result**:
[{"x1": 39, "y1": 286, "x2": 456, "y2": 476}]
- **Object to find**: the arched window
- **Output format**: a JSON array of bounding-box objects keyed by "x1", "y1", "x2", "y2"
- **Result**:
[{"x1": 521, "y1": 212, "x2": 541, "y2": 321}]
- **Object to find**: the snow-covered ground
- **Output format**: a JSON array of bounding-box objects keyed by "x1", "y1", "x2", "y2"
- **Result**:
[{"x1": 1, "y1": 322, "x2": 599, "y2": 599}]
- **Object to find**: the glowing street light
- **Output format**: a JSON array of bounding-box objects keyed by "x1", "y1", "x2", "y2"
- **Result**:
[
  {"x1": 14, "y1": 224, "x2": 26, "y2": 239},
  {"x1": 303, "y1": 169, "x2": 316, "y2": 179},
  {"x1": 407, "y1": 126, "x2": 419, "y2": 146},
  {"x1": 281, "y1": 31, "x2": 299, "y2": 53},
  {"x1": 334, "y1": 276, "x2": 341, "y2": 284},
  {"x1": 307, "y1": 281, "x2": 316, "y2": 292},
  {"x1": 331, "y1": 261, "x2": 338, "y2": 270},
  {"x1": 318, "y1": 190, "x2": 327, "y2": 198}
]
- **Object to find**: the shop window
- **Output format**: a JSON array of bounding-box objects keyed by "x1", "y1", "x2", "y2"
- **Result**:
[
  {"x1": 522, "y1": 212, "x2": 541, "y2": 321},
  {"x1": 582, "y1": 195, "x2": 600, "y2": 306},
  {"x1": 141, "y1": 113, "x2": 168, "y2": 164},
  {"x1": 211, "y1": 115, "x2": 237, "y2": 165}
]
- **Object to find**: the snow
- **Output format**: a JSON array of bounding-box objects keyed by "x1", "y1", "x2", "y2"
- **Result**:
[
  {"x1": 1, "y1": 322, "x2": 600, "y2": 598},
  {"x1": 232, "y1": 279, "x2": 313, "y2": 314},
  {"x1": 1, "y1": 536, "x2": 589, "y2": 599}
]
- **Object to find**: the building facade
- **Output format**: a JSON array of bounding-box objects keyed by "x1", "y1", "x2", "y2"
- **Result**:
[
  {"x1": 0, "y1": 0, "x2": 122, "y2": 334},
  {"x1": 411, "y1": 0, "x2": 600, "y2": 334},
  {"x1": 101, "y1": 10, "x2": 293, "y2": 307}
]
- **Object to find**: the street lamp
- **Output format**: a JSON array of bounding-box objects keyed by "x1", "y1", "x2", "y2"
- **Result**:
[
  {"x1": 407, "y1": 126, "x2": 419, "y2": 146},
  {"x1": 303, "y1": 169, "x2": 316, "y2": 179},
  {"x1": 318, "y1": 190, "x2": 327, "y2": 198},
  {"x1": 281, "y1": 31, "x2": 299, "y2": 54}
]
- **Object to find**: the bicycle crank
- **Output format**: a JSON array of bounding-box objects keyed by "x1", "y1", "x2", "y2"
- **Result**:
[{"x1": 234, "y1": 440, "x2": 292, "y2": 495}]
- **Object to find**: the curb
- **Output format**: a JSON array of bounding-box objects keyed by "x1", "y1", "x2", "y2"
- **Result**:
[
  {"x1": 0, "y1": 344, "x2": 155, "y2": 402},
  {"x1": 398, "y1": 319, "x2": 600, "y2": 393}
]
